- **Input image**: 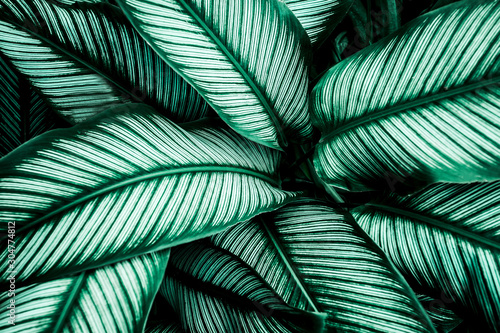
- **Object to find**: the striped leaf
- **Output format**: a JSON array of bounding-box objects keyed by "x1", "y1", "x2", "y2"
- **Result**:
[
  {"x1": 0, "y1": 250, "x2": 169, "y2": 332},
  {"x1": 0, "y1": 0, "x2": 209, "y2": 123},
  {"x1": 210, "y1": 199, "x2": 436, "y2": 332},
  {"x1": 161, "y1": 241, "x2": 327, "y2": 333},
  {"x1": 354, "y1": 181, "x2": 500, "y2": 331},
  {"x1": 117, "y1": 0, "x2": 314, "y2": 150},
  {"x1": 284, "y1": 0, "x2": 354, "y2": 46},
  {"x1": 312, "y1": 0, "x2": 500, "y2": 192},
  {"x1": 0, "y1": 54, "x2": 68, "y2": 157},
  {"x1": 0, "y1": 103, "x2": 295, "y2": 285}
]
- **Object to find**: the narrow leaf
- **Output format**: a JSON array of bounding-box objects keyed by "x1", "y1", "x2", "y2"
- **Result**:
[
  {"x1": 354, "y1": 181, "x2": 500, "y2": 330},
  {"x1": 0, "y1": 0, "x2": 209, "y2": 123},
  {"x1": 0, "y1": 250, "x2": 170, "y2": 332},
  {"x1": 0, "y1": 103, "x2": 295, "y2": 285},
  {"x1": 312, "y1": 0, "x2": 500, "y2": 192},
  {"x1": 117, "y1": 0, "x2": 314, "y2": 149}
]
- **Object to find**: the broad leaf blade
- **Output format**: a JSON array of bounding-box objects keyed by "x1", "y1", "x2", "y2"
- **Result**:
[
  {"x1": 0, "y1": 54, "x2": 68, "y2": 157},
  {"x1": 0, "y1": 0, "x2": 209, "y2": 123},
  {"x1": 0, "y1": 250, "x2": 169, "y2": 332},
  {"x1": 312, "y1": 0, "x2": 500, "y2": 192},
  {"x1": 211, "y1": 199, "x2": 436, "y2": 332},
  {"x1": 161, "y1": 242, "x2": 327, "y2": 333},
  {"x1": 284, "y1": 0, "x2": 354, "y2": 46},
  {"x1": 354, "y1": 181, "x2": 500, "y2": 330},
  {"x1": 0, "y1": 103, "x2": 295, "y2": 285},
  {"x1": 117, "y1": 0, "x2": 313, "y2": 149}
]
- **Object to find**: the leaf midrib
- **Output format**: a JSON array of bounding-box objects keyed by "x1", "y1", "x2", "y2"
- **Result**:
[
  {"x1": 366, "y1": 203, "x2": 500, "y2": 251},
  {"x1": 15, "y1": 166, "x2": 278, "y2": 235},
  {"x1": 52, "y1": 272, "x2": 87, "y2": 333},
  {"x1": 320, "y1": 75, "x2": 500, "y2": 143},
  {"x1": 118, "y1": 0, "x2": 287, "y2": 148},
  {"x1": 258, "y1": 217, "x2": 321, "y2": 313},
  {"x1": 176, "y1": 0, "x2": 288, "y2": 148}
]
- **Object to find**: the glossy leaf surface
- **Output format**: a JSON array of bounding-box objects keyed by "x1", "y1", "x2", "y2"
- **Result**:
[
  {"x1": 117, "y1": 0, "x2": 313, "y2": 149},
  {"x1": 211, "y1": 199, "x2": 436, "y2": 332},
  {"x1": 312, "y1": 0, "x2": 500, "y2": 191},
  {"x1": 354, "y1": 181, "x2": 500, "y2": 330},
  {"x1": 161, "y1": 241, "x2": 327, "y2": 333},
  {"x1": 0, "y1": 250, "x2": 169, "y2": 332},
  {"x1": 0, "y1": 0, "x2": 209, "y2": 123},
  {"x1": 0, "y1": 103, "x2": 295, "y2": 285}
]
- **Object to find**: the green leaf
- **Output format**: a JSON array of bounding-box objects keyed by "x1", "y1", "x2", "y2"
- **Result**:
[
  {"x1": 0, "y1": 0, "x2": 209, "y2": 123},
  {"x1": 161, "y1": 241, "x2": 327, "y2": 333},
  {"x1": 0, "y1": 103, "x2": 296, "y2": 285},
  {"x1": 354, "y1": 181, "x2": 500, "y2": 330},
  {"x1": 0, "y1": 250, "x2": 169, "y2": 332},
  {"x1": 284, "y1": 0, "x2": 354, "y2": 46},
  {"x1": 312, "y1": 0, "x2": 500, "y2": 192},
  {"x1": 210, "y1": 199, "x2": 436, "y2": 332},
  {"x1": 117, "y1": 0, "x2": 314, "y2": 150},
  {"x1": 417, "y1": 294, "x2": 462, "y2": 333},
  {"x1": 0, "y1": 54, "x2": 68, "y2": 157}
]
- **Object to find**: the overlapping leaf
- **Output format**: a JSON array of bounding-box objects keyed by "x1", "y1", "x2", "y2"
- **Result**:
[
  {"x1": 284, "y1": 0, "x2": 354, "y2": 46},
  {"x1": 312, "y1": 0, "x2": 500, "y2": 192},
  {"x1": 209, "y1": 199, "x2": 436, "y2": 332},
  {"x1": 117, "y1": 0, "x2": 313, "y2": 149},
  {"x1": 0, "y1": 0, "x2": 209, "y2": 123},
  {"x1": 354, "y1": 181, "x2": 500, "y2": 330},
  {"x1": 0, "y1": 54, "x2": 68, "y2": 157},
  {"x1": 0, "y1": 250, "x2": 169, "y2": 332},
  {"x1": 0, "y1": 103, "x2": 295, "y2": 285},
  {"x1": 417, "y1": 294, "x2": 462, "y2": 333},
  {"x1": 161, "y1": 242, "x2": 327, "y2": 333}
]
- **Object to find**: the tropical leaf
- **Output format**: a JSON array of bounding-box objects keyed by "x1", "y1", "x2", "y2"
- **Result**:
[
  {"x1": 0, "y1": 250, "x2": 169, "y2": 332},
  {"x1": 161, "y1": 241, "x2": 327, "y2": 333},
  {"x1": 312, "y1": 0, "x2": 500, "y2": 192},
  {"x1": 117, "y1": 0, "x2": 313, "y2": 150},
  {"x1": 0, "y1": 103, "x2": 295, "y2": 285},
  {"x1": 354, "y1": 181, "x2": 500, "y2": 330},
  {"x1": 417, "y1": 294, "x2": 462, "y2": 333},
  {"x1": 284, "y1": 0, "x2": 354, "y2": 46},
  {"x1": 0, "y1": 0, "x2": 209, "y2": 123},
  {"x1": 209, "y1": 199, "x2": 436, "y2": 332},
  {"x1": 0, "y1": 54, "x2": 68, "y2": 157}
]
